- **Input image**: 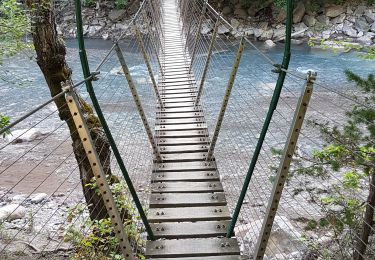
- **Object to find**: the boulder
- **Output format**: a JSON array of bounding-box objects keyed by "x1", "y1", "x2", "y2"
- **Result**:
[
  {"x1": 371, "y1": 23, "x2": 375, "y2": 33},
  {"x1": 201, "y1": 20, "x2": 212, "y2": 34},
  {"x1": 357, "y1": 35, "x2": 373, "y2": 44},
  {"x1": 12, "y1": 195, "x2": 26, "y2": 203},
  {"x1": 303, "y1": 15, "x2": 316, "y2": 27},
  {"x1": 31, "y1": 193, "x2": 48, "y2": 203},
  {"x1": 253, "y1": 28, "x2": 264, "y2": 38},
  {"x1": 234, "y1": 7, "x2": 248, "y2": 20},
  {"x1": 242, "y1": 216, "x2": 305, "y2": 257},
  {"x1": 325, "y1": 5, "x2": 345, "y2": 18},
  {"x1": 217, "y1": 24, "x2": 230, "y2": 34},
  {"x1": 355, "y1": 17, "x2": 371, "y2": 32},
  {"x1": 244, "y1": 27, "x2": 254, "y2": 36},
  {"x1": 222, "y1": 6, "x2": 232, "y2": 16},
  {"x1": 364, "y1": 11, "x2": 375, "y2": 23},
  {"x1": 316, "y1": 15, "x2": 329, "y2": 25},
  {"x1": 259, "y1": 29, "x2": 274, "y2": 40},
  {"x1": 108, "y1": 9, "x2": 126, "y2": 22},
  {"x1": 264, "y1": 39, "x2": 276, "y2": 48},
  {"x1": 343, "y1": 25, "x2": 358, "y2": 37},
  {"x1": 322, "y1": 30, "x2": 332, "y2": 39},
  {"x1": 231, "y1": 18, "x2": 241, "y2": 29},
  {"x1": 0, "y1": 204, "x2": 26, "y2": 221},
  {"x1": 273, "y1": 26, "x2": 286, "y2": 39},
  {"x1": 331, "y1": 14, "x2": 346, "y2": 24},
  {"x1": 354, "y1": 5, "x2": 366, "y2": 16},
  {"x1": 293, "y1": 2, "x2": 305, "y2": 24},
  {"x1": 276, "y1": 9, "x2": 287, "y2": 23}
]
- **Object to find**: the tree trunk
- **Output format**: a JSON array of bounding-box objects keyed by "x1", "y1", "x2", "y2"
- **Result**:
[
  {"x1": 354, "y1": 172, "x2": 375, "y2": 260},
  {"x1": 25, "y1": 0, "x2": 111, "y2": 221}
]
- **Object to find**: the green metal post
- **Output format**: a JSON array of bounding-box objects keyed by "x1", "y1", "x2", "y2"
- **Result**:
[
  {"x1": 75, "y1": 0, "x2": 155, "y2": 241},
  {"x1": 227, "y1": 0, "x2": 293, "y2": 238}
]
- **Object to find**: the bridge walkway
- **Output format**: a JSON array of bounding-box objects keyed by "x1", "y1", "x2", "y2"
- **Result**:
[{"x1": 145, "y1": 0, "x2": 240, "y2": 259}]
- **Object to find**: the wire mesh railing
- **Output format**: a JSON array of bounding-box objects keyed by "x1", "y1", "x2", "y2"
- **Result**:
[{"x1": 180, "y1": 0, "x2": 375, "y2": 259}]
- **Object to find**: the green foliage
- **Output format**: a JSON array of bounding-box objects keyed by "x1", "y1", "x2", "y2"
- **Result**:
[
  {"x1": 82, "y1": 0, "x2": 96, "y2": 7},
  {"x1": 64, "y1": 179, "x2": 145, "y2": 260},
  {"x1": 115, "y1": 0, "x2": 128, "y2": 9},
  {"x1": 0, "y1": 113, "x2": 11, "y2": 137},
  {"x1": 0, "y1": 0, "x2": 32, "y2": 64}
]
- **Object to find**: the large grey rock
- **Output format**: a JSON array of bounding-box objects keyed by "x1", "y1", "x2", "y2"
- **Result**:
[
  {"x1": 325, "y1": 5, "x2": 345, "y2": 18},
  {"x1": 222, "y1": 6, "x2": 232, "y2": 16},
  {"x1": 108, "y1": 10, "x2": 126, "y2": 22},
  {"x1": 273, "y1": 26, "x2": 286, "y2": 39},
  {"x1": 242, "y1": 216, "x2": 305, "y2": 257},
  {"x1": 303, "y1": 15, "x2": 316, "y2": 27},
  {"x1": 264, "y1": 40, "x2": 276, "y2": 48},
  {"x1": 343, "y1": 25, "x2": 358, "y2": 37},
  {"x1": 354, "y1": 5, "x2": 367, "y2": 16},
  {"x1": 322, "y1": 30, "x2": 332, "y2": 39},
  {"x1": 358, "y1": 35, "x2": 373, "y2": 44},
  {"x1": 355, "y1": 17, "x2": 371, "y2": 32},
  {"x1": 371, "y1": 23, "x2": 375, "y2": 32},
  {"x1": 259, "y1": 29, "x2": 273, "y2": 40},
  {"x1": 217, "y1": 24, "x2": 230, "y2": 34},
  {"x1": 244, "y1": 27, "x2": 254, "y2": 36},
  {"x1": 0, "y1": 204, "x2": 26, "y2": 221},
  {"x1": 201, "y1": 20, "x2": 212, "y2": 34},
  {"x1": 31, "y1": 193, "x2": 48, "y2": 203},
  {"x1": 364, "y1": 11, "x2": 375, "y2": 23},
  {"x1": 87, "y1": 25, "x2": 103, "y2": 37},
  {"x1": 293, "y1": 2, "x2": 305, "y2": 24},
  {"x1": 253, "y1": 28, "x2": 264, "y2": 38},
  {"x1": 331, "y1": 14, "x2": 346, "y2": 24},
  {"x1": 316, "y1": 15, "x2": 329, "y2": 25},
  {"x1": 276, "y1": 9, "x2": 287, "y2": 23},
  {"x1": 234, "y1": 7, "x2": 248, "y2": 20},
  {"x1": 231, "y1": 18, "x2": 240, "y2": 29}
]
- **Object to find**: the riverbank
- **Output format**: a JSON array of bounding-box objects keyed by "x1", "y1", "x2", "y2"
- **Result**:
[{"x1": 56, "y1": 1, "x2": 375, "y2": 47}]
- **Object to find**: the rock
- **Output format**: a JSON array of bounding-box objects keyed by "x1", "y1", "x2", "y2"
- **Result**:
[
  {"x1": 358, "y1": 35, "x2": 373, "y2": 44},
  {"x1": 234, "y1": 7, "x2": 248, "y2": 20},
  {"x1": 12, "y1": 195, "x2": 26, "y2": 203},
  {"x1": 355, "y1": 17, "x2": 371, "y2": 32},
  {"x1": 322, "y1": 30, "x2": 332, "y2": 39},
  {"x1": 258, "y1": 21, "x2": 268, "y2": 30},
  {"x1": 63, "y1": 14, "x2": 74, "y2": 22},
  {"x1": 303, "y1": 15, "x2": 316, "y2": 27},
  {"x1": 31, "y1": 193, "x2": 48, "y2": 203},
  {"x1": 316, "y1": 15, "x2": 329, "y2": 25},
  {"x1": 8, "y1": 129, "x2": 48, "y2": 144},
  {"x1": 244, "y1": 27, "x2": 254, "y2": 36},
  {"x1": 243, "y1": 216, "x2": 305, "y2": 257},
  {"x1": 108, "y1": 9, "x2": 126, "y2": 22},
  {"x1": 354, "y1": 5, "x2": 366, "y2": 16},
  {"x1": 371, "y1": 23, "x2": 375, "y2": 33},
  {"x1": 325, "y1": 5, "x2": 345, "y2": 18},
  {"x1": 0, "y1": 204, "x2": 26, "y2": 221},
  {"x1": 87, "y1": 25, "x2": 103, "y2": 37},
  {"x1": 102, "y1": 32, "x2": 109, "y2": 40},
  {"x1": 217, "y1": 24, "x2": 230, "y2": 34},
  {"x1": 346, "y1": 6, "x2": 353, "y2": 15},
  {"x1": 201, "y1": 20, "x2": 212, "y2": 34},
  {"x1": 293, "y1": 2, "x2": 305, "y2": 24},
  {"x1": 254, "y1": 28, "x2": 264, "y2": 38},
  {"x1": 294, "y1": 22, "x2": 308, "y2": 32},
  {"x1": 364, "y1": 11, "x2": 375, "y2": 23},
  {"x1": 276, "y1": 9, "x2": 287, "y2": 23},
  {"x1": 260, "y1": 29, "x2": 273, "y2": 40},
  {"x1": 264, "y1": 40, "x2": 276, "y2": 48},
  {"x1": 327, "y1": 204, "x2": 344, "y2": 213},
  {"x1": 343, "y1": 25, "x2": 358, "y2": 37},
  {"x1": 222, "y1": 6, "x2": 232, "y2": 16},
  {"x1": 273, "y1": 26, "x2": 286, "y2": 39},
  {"x1": 231, "y1": 18, "x2": 240, "y2": 29},
  {"x1": 331, "y1": 14, "x2": 346, "y2": 24}
]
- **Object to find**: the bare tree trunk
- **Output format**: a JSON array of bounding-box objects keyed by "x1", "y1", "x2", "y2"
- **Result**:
[
  {"x1": 354, "y1": 173, "x2": 375, "y2": 260},
  {"x1": 25, "y1": 0, "x2": 112, "y2": 221}
]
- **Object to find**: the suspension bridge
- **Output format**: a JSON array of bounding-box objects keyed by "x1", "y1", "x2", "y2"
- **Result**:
[{"x1": 0, "y1": 0, "x2": 374, "y2": 259}]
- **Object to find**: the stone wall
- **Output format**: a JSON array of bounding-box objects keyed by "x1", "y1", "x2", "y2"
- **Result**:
[
  {"x1": 56, "y1": 0, "x2": 375, "y2": 46},
  {"x1": 218, "y1": 0, "x2": 375, "y2": 45}
]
